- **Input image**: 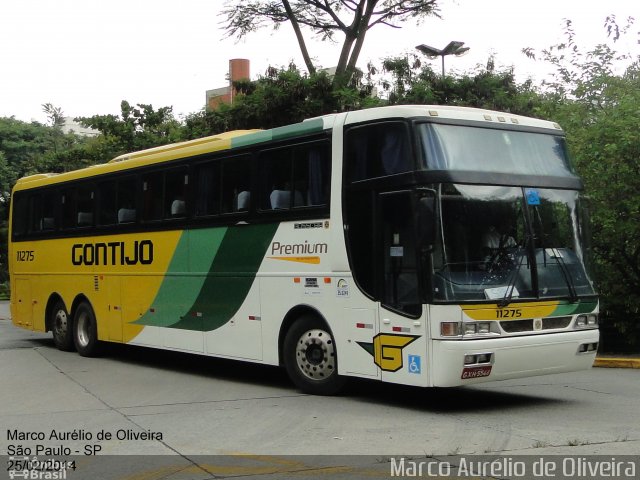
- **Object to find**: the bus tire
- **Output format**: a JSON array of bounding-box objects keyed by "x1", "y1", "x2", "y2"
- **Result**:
[
  {"x1": 73, "y1": 301, "x2": 101, "y2": 357},
  {"x1": 283, "y1": 315, "x2": 347, "y2": 395},
  {"x1": 51, "y1": 300, "x2": 74, "y2": 351}
]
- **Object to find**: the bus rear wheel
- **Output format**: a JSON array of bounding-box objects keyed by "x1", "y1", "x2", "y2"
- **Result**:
[
  {"x1": 51, "y1": 300, "x2": 74, "y2": 351},
  {"x1": 283, "y1": 316, "x2": 346, "y2": 395},
  {"x1": 73, "y1": 301, "x2": 101, "y2": 357}
]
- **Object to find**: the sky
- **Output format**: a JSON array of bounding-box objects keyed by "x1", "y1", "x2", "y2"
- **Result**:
[{"x1": 0, "y1": 0, "x2": 637, "y2": 124}]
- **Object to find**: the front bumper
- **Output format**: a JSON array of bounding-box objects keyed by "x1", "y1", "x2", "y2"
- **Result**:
[{"x1": 432, "y1": 329, "x2": 599, "y2": 387}]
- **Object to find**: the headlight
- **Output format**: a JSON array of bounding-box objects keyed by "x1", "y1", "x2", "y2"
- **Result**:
[
  {"x1": 461, "y1": 321, "x2": 493, "y2": 336},
  {"x1": 576, "y1": 314, "x2": 598, "y2": 328},
  {"x1": 478, "y1": 322, "x2": 491, "y2": 334},
  {"x1": 464, "y1": 323, "x2": 478, "y2": 335}
]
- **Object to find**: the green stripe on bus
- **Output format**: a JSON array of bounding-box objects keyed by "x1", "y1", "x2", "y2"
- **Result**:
[
  {"x1": 231, "y1": 130, "x2": 273, "y2": 149},
  {"x1": 135, "y1": 223, "x2": 278, "y2": 331},
  {"x1": 272, "y1": 118, "x2": 324, "y2": 141},
  {"x1": 231, "y1": 118, "x2": 325, "y2": 149},
  {"x1": 552, "y1": 300, "x2": 598, "y2": 316},
  {"x1": 133, "y1": 228, "x2": 227, "y2": 328},
  {"x1": 168, "y1": 223, "x2": 279, "y2": 331}
]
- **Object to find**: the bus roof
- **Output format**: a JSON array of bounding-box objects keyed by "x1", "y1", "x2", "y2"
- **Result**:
[
  {"x1": 341, "y1": 105, "x2": 563, "y2": 131},
  {"x1": 13, "y1": 105, "x2": 561, "y2": 192}
]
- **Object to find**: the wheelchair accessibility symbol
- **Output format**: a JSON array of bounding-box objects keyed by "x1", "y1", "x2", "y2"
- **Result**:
[{"x1": 408, "y1": 355, "x2": 421, "y2": 374}]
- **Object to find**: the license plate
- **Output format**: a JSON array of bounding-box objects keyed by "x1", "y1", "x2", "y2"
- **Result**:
[{"x1": 461, "y1": 366, "x2": 492, "y2": 379}]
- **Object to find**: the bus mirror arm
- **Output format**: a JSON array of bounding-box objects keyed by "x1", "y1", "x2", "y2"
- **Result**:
[{"x1": 416, "y1": 191, "x2": 437, "y2": 247}]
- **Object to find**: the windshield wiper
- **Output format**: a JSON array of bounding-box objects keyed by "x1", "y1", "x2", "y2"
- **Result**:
[
  {"x1": 497, "y1": 245, "x2": 527, "y2": 308},
  {"x1": 548, "y1": 248, "x2": 578, "y2": 302},
  {"x1": 532, "y1": 206, "x2": 578, "y2": 302}
]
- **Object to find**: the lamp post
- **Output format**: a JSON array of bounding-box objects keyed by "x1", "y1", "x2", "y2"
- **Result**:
[{"x1": 415, "y1": 41, "x2": 469, "y2": 77}]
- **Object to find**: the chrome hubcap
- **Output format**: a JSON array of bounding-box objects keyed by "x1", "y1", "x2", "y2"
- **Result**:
[
  {"x1": 295, "y1": 329, "x2": 336, "y2": 381},
  {"x1": 53, "y1": 310, "x2": 68, "y2": 338}
]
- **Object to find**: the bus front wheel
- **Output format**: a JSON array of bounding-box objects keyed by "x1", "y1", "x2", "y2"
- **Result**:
[
  {"x1": 283, "y1": 316, "x2": 347, "y2": 395},
  {"x1": 73, "y1": 302, "x2": 101, "y2": 357},
  {"x1": 51, "y1": 300, "x2": 74, "y2": 351}
]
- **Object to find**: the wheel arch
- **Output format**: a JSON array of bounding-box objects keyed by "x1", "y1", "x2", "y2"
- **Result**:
[
  {"x1": 70, "y1": 293, "x2": 93, "y2": 320},
  {"x1": 277, "y1": 305, "x2": 331, "y2": 366}
]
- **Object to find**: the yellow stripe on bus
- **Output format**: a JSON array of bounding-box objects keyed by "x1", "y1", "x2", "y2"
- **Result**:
[{"x1": 461, "y1": 301, "x2": 561, "y2": 321}]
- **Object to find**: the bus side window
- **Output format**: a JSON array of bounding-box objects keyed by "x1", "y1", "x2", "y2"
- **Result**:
[
  {"x1": 259, "y1": 141, "x2": 328, "y2": 211},
  {"x1": 11, "y1": 193, "x2": 28, "y2": 238},
  {"x1": 76, "y1": 185, "x2": 94, "y2": 227},
  {"x1": 221, "y1": 156, "x2": 251, "y2": 213},
  {"x1": 117, "y1": 177, "x2": 137, "y2": 224},
  {"x1": 195, "y1": 161, "x2": 221, "y2": 217},
  {"x1": 296, "y1": 143, "x2": 329, "y2": 207},
  {"x1": 61, "y1": 188, "x2": 76, "y2": 229},
  {"x1": 60, "y1": 185, "x2": 94, "y2": 229},
  {"x1": 142, "y1": 172, "x2": 163, "y2": 221},
  {"x1": 346, "y1": 122, "x2": 411, "y2": 182},
  {"x1": 165, "y1": 167, "x2": 188, "y2": 219},
  {"x1": 28, "y1": 192, "x2": 56, "y2": 233},
  {"x1": 98, "y1": 181, "x2": 117, "y2": 225},
  {"x1": 260, "y1": 147, "x2": 292, "y2": 210}
]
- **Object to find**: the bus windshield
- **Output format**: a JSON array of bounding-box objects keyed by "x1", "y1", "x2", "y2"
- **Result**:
[
  {"x1": 419, "y1": 123, "x2": 576, "y2": 177},
  {"x1": 431, "y1": 184, "x2": 595, "y2": 302}
]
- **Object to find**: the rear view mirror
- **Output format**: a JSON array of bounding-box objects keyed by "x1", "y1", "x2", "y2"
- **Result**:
[{"x1": 416, "y1": 190, "x2": 436, "y2": 247}]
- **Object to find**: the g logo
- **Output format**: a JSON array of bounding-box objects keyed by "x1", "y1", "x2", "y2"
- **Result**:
[{"x1": 359, "y1": 333, "x2": 419, "y2": 372}]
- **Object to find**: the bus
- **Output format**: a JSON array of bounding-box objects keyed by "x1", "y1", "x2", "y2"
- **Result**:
[{"x1": 8, "y1": 105, "x2": 599, "y2": 395}]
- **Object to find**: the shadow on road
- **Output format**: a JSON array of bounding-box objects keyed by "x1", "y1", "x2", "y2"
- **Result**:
[{"x1": 30, "y1": 335, "x2": 565, "y2": 413}]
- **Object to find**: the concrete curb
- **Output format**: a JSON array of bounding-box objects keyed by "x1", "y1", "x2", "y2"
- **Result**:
[{"x1": 594, "y1": 357, "x2": 640, "y2": 369}]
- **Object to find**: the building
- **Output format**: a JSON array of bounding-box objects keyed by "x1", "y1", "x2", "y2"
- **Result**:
[
  {"x1": 205, "y1": 59, "x2": 250, "y2": 110},
  {"x1": 60, "y1": 117, "x2": 99, "y2": 137}
]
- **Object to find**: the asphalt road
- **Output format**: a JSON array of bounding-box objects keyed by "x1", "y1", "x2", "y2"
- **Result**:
[{"x1": 1, "y1": 302, "x2": 638, "y2": 479}]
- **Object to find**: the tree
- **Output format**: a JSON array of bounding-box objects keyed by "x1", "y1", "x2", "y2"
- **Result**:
[
  {"x1": 77, "y1": 101, "x2": 182, "y2": 159},
  {"x1": 221, "y1": 0, "x2": 439, "y2": 84},
  {"x1": 379, "y1": 54, "x2": 542, "y2": 115},
  {"x1": 0, "y1": 116, "x2": 68, "y2": 186},
  {"x1": 0, "y1": 104, "x2": 182, "y2": 284},
  {"x1": 42, "y1": 103, "x2": 75, "y2": 158},
  {"x1": 527, "y1": 16, "x2": 640, "y2": 349},
  {"x1": 42, "y1": 103, "x2": 65, "y2": 128},
  {"x1": 184, "y1": 65, "x2": 380, "y2": 138}
]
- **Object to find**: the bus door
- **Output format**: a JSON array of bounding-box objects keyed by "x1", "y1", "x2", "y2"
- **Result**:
[
  {"x1": 13, "y1": 278, "x2": 33, "y2": 328},
  {"x1": 377, "y1": 191, "x2": 429, "y2": 387}
]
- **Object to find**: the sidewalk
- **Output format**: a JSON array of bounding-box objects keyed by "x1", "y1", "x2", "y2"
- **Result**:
[{"x1": 593, "y1": 356, "x2": 640, "y2": 369}]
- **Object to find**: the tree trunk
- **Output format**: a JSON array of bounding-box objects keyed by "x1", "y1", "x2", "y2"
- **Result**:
[{"x1": 282, "y1": 0, "x2": 316, "y2": 74}]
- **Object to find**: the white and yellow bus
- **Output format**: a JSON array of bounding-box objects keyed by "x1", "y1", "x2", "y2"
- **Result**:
[{"x1": 9, "y1": 105, "x2": 599, "y2": 394}]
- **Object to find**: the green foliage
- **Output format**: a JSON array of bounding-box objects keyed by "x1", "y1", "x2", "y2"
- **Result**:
[
  {"x1": 0, "y1": 117, "x2": 53, "y2": 175},
  {"x1": 380, "y1": 54, "x2": 542, "y2": 115},
  {"x1": 42, "y1": 103, "x2": 65, "y2": 128},
  {"x1": 183, "y1": 66, "x2": 381, "y2": 138},
  {"x1": 563, "y1": 70, "x2": 640, "y2": 348},
  {"x1": 530, "y1": 16, "x2": 640, "y2": 348},
  {"x1": 77, "y1": 101, "x2": 182, "y2": 159},
  {"x1": 0, "y1": 102, "x2": 182, "y2": 286}
]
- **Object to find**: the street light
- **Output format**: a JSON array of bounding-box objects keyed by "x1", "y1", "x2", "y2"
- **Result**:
[{"x1": 415, "y1": 41, "x2": 470, "y2": 77}]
